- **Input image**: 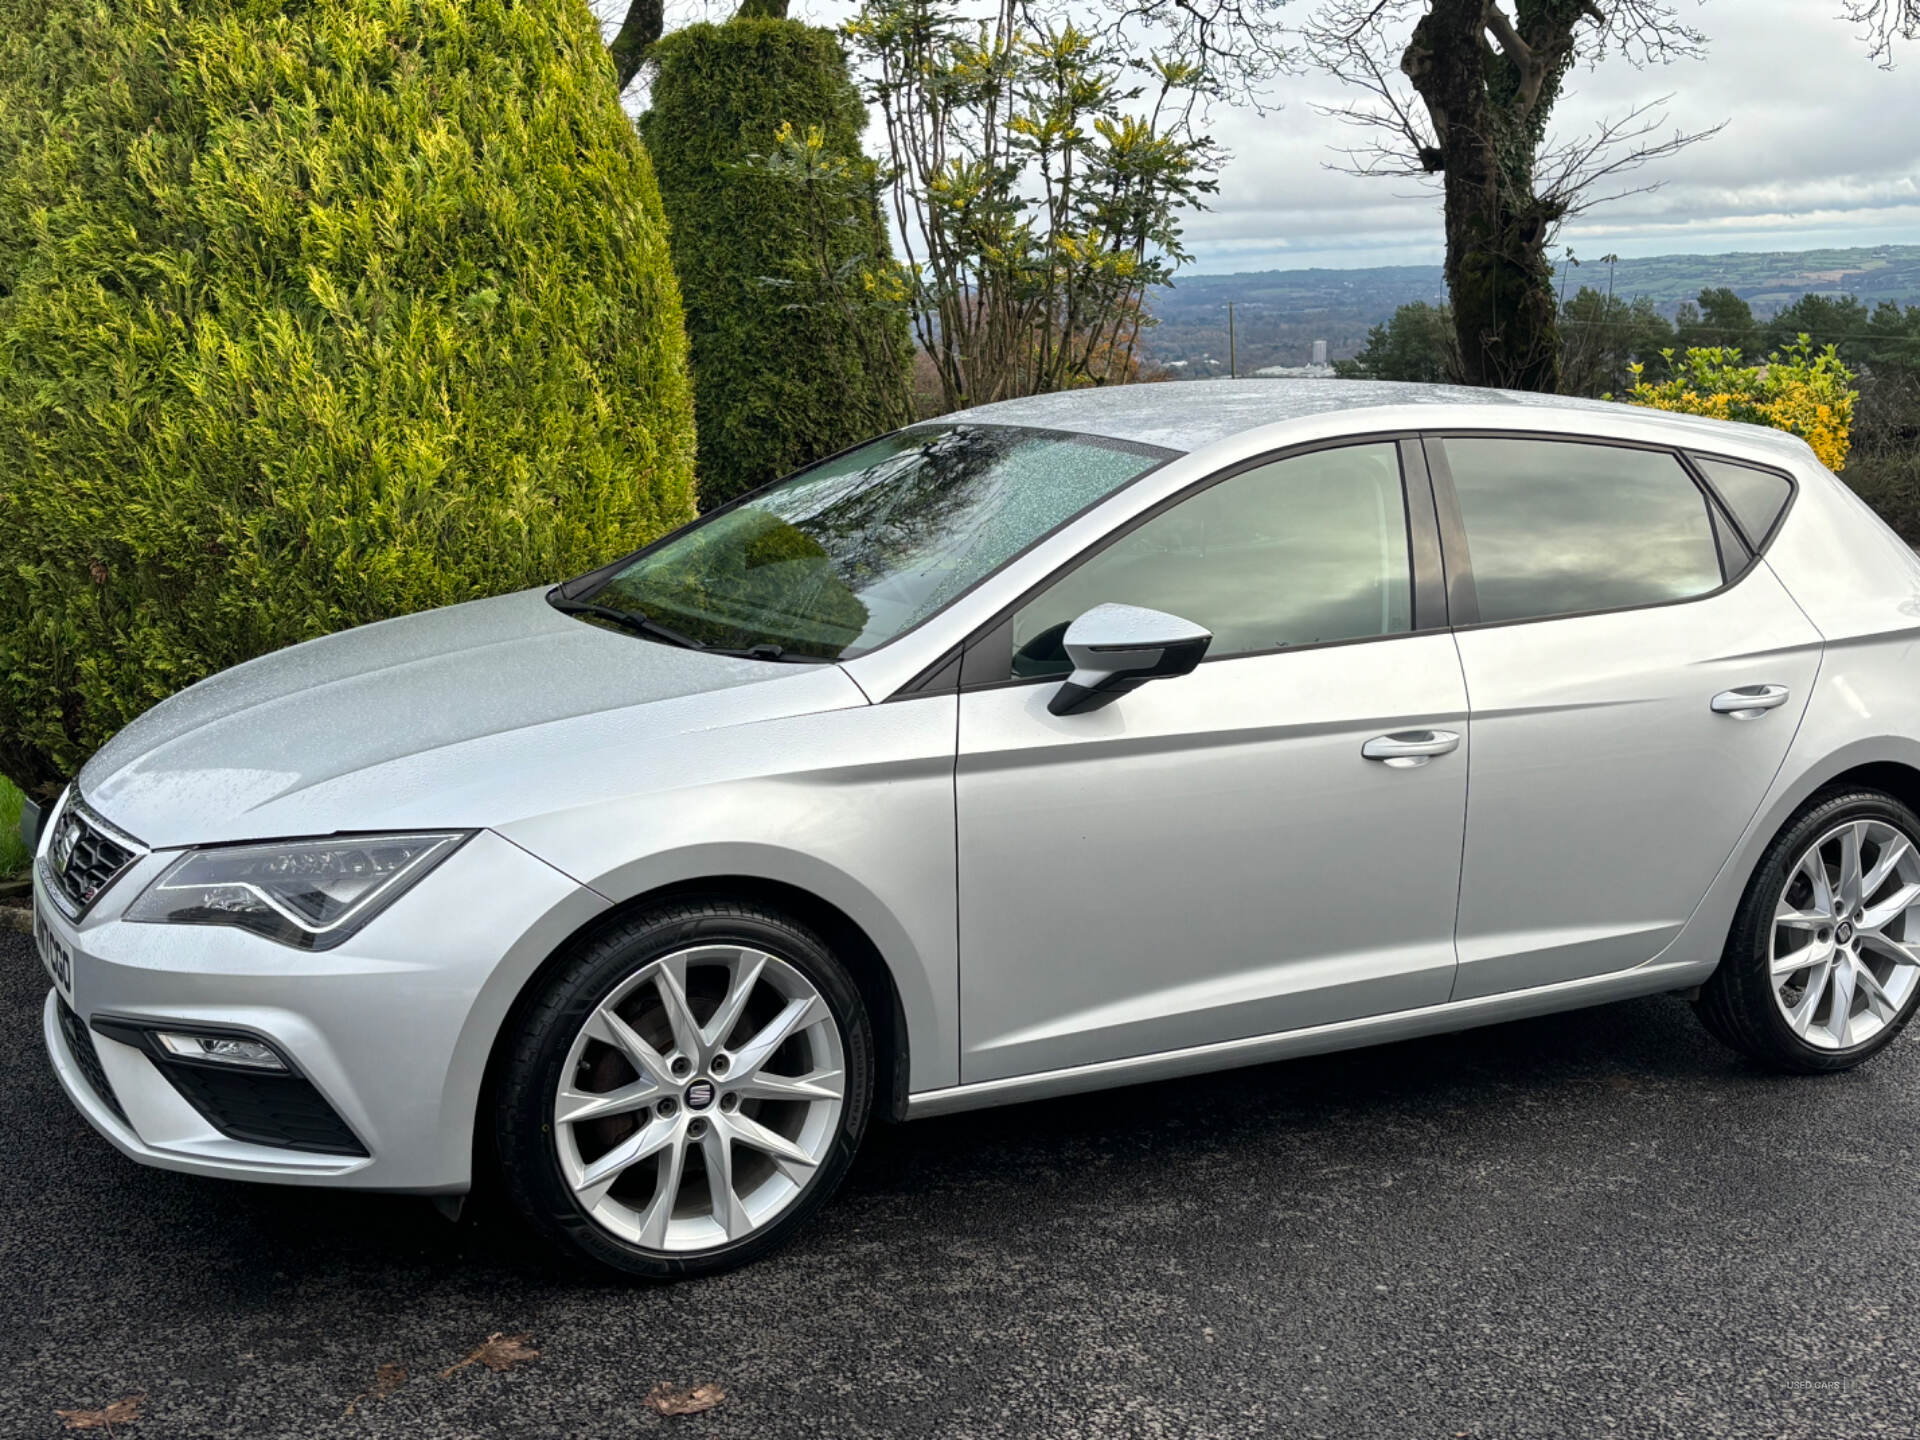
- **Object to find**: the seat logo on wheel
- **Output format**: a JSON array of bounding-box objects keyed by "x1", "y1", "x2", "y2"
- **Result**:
[{"x1": 684, "y1": 1079, "x2": 716, "y2": 1111}]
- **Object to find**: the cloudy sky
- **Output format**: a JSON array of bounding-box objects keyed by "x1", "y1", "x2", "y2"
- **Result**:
[{"x1": 619, "y1": 0, "x2": 1920, "y2": 273}]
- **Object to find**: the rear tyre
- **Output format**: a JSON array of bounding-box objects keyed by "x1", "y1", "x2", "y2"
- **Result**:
[
  {"x1": 495, "y1": 900, "x2": 872, "y2": 1279},
  {"x1": 1696, "y1": 787, "x2": 1920, "y2": 1073}
]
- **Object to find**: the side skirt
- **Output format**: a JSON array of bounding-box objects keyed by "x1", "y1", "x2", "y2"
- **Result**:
[{"x1": 904, "y1": 956, "x2": 1718, "y2": 1119}]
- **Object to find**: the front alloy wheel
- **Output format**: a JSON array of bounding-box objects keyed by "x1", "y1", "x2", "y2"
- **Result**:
[{"x1": 496, "y1": 902, "x2": 872, "y2": 1278}]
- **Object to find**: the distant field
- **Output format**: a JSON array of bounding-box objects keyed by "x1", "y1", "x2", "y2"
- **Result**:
[
  {"x1": 0, "y1": 778, "x2": 28, "y2": 878},
  {"x1": 1148, "y1": 243, "x2": 1920, "y2": 373}
]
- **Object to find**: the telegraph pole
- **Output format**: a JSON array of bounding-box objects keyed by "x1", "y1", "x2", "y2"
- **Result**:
[{"x1": 1227, "y1": 303, "x2": 1236, "y2": 379}]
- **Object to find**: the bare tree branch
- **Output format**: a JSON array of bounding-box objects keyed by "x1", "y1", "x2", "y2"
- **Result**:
[
  {"x1": 1572, "y1": 0, "x2": 1705, "y2": 65},
  {"x1": 1096, "y1": 0, "x2": 1299, "y2": 108},
  {"x1": 1534, "y1": 96, "x2": 1725, "y2": 217},
  {"x1": 1841, "y1": 0, "x2": 1920, "y2": 64},
  {"x1": 1302, "y1": 0, "x2": 1437, "y2": 171}
]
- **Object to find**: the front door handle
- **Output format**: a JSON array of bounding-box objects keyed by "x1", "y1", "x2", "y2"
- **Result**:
[
  {"x1": 1711, "y1": 684, "x2": 1791, "y2": 719},
  {"x1": 1362, "y1": 729, "x2": 1461, "y2": 768}
]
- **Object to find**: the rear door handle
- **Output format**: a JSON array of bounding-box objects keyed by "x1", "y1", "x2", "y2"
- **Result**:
[
  {"x1": 1362, "y1": 729, "x2": 1461, "y2": 768},
  {"x1": 1711, "y1": 684, "x2": 1791, "y2": 719}
]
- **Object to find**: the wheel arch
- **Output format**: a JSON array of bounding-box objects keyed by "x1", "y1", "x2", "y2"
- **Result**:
[
  {"x1": 1676, "y1": 739, "x2": 1920, "y2": 985},
  {"x1": 473, "y1": 870, "x2": 917, "y2": 1190},
  {"x1": 1751, "y1": 745, "x2": 1920, "y2": 862},
  {"x1": 1821, "y1": 758, "x2": 1920, "y2": 819}
]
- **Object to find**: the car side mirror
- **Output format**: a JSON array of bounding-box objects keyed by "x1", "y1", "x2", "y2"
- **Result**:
[{"x1": 1048, "y1": 603, "x2": 1212, "y2": 716}]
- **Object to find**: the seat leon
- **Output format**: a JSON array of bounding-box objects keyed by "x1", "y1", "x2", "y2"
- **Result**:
[{"x1": 31, "y1": 379, "x2": 1920, "y2": 1278}]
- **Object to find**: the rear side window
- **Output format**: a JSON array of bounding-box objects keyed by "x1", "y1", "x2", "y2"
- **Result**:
[
  {"x1": 1443, "y1": 438, "x2": 1725, "y2": 626},
  {"x1": 1694, "y1": 456, "x2": 1793, "y2": 548}
]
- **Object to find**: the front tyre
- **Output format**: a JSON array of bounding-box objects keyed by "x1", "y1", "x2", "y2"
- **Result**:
[
  {"x1": 495, "y1": 901, "x2": 872, "y2": 1279},
  {"x1": 1696, "y1": 787, "x2": 1920, "y2": 1073}
]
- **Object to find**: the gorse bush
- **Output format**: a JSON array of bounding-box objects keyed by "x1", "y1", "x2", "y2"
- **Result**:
[
  {"x1": 1622, "y1": 338, "x2": 1858, "y2": 471},
  {"x1": 0, "y1": 0, "x2": 697, "y2": 800},
  {"x1": 644, "y1": 19, "x2": 913, "y2": 509}
]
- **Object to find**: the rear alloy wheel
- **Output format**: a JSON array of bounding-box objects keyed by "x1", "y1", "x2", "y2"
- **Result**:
[
  {"x1": 1697, "y1": 789, "x2": 1920, "y2": 1072},
  {"x1": 1767, "y1": 817, "x2": 1920, "y2": 1051},
  {"x1": 496, "y1": 903, "x2": 872, "y2": 1278}
]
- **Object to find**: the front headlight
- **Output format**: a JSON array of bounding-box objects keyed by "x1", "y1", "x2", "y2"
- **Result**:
[{"x1": 125, "y1": 832, "x2": 471, "y2": 950}]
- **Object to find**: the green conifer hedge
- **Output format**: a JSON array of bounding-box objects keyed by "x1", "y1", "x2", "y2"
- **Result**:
[
  {"x1": 0, "y1": 0, "x2": 698, "y2": 800},
  {"x1": 644, "y1": 19, "x2": 912, "y2": 510}
]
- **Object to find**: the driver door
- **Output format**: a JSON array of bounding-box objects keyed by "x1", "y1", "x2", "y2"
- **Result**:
[{"x1": 954, "y1": 439, "x2": 1471, "y2": 1084}]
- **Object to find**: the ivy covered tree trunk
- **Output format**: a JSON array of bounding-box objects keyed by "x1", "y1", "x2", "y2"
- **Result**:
[
  {"x1": 1403, "y1": 0, "x2": 1586, "y2": 392},
  {"x1": 606, "y1": 0, "x2": 789, "y2": 89}
]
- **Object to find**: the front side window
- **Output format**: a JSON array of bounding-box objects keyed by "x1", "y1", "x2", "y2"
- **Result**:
[
  {"x1": 1010, "y1": 442, "x2": 1414, "y2": 676},
  {"x1": 1444, "y1": 438, "x2": 1726, "y2": 626},
  {"x1": 582, "y1": 425, "x2": 1167, "y2": 660}
]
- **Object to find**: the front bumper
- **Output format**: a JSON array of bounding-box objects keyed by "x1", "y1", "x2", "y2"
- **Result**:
[{"x1": 36, "y1": 827, "x2": 609, "y2": 1191}]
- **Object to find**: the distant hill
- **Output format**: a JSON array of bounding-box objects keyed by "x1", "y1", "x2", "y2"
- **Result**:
[{"x1": 1148, "y1": 243, "x2": 1920, "y2": 375}]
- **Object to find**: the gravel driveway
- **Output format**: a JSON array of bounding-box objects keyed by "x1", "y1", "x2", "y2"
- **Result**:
[{"x1": 3, "y1": 926, "x2": 1916, "y2": 1438}]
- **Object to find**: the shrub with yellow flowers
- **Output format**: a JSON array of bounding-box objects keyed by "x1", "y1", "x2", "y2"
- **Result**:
[{"x1": 1621, "y1": 338, "x2": 1858, "y2": 471}]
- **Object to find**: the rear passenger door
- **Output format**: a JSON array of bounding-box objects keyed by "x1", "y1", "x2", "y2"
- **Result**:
[{"x1": 1432, "y1": 436, "x2": 1822, "y2": 1001}]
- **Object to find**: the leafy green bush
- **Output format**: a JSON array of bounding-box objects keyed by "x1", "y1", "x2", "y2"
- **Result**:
[
  {"x1": 644, "y1": 19, "x2": 912, "y2": 509},
  {"x1": 0, "y1": 0, "x2": 697, "y2": 800},
  {"x1": 0, "y1": 778, "x2": 27, "y2": 879}
]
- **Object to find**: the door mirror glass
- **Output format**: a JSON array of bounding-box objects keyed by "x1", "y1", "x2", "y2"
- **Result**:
[{"x1": 1049, "y1": 603, "x2": 1212, "y2": 715}]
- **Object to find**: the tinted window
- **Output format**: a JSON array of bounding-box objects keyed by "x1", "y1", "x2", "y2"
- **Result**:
[
  {"x1": 1696, "y1": 456, "x2": 1793, "y2": 548},
  {"x1": 1445, "y1": 438, "x2": 1724, "y2": 625},
  {"x1": 1011, "y1": 442, "x2": 1412, "y2": 676},
  {"x1": 1710, "y1": 504, "x2": 1752, "y2": 578},
  {"x1": 587, "y1": 425, "x2": 1163, "y2": 660}
]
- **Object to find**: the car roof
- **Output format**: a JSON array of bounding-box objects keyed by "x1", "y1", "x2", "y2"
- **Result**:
[{"x1": 942, "y1": 378, "x2": 1817, "y2": 468}]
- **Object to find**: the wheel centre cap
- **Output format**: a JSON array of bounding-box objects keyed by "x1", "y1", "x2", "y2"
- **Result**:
[
  {"x1": 684, "y1": 1078, "x2": 716, "y2": 1111},
  {"x1": 1837, "y1": 920, "x2": 1855, "y2": 944}
]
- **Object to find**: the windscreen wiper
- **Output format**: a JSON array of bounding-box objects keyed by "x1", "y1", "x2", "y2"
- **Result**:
[{"x1": 547, "y1": 593, "x2": 709, "y2": 652}]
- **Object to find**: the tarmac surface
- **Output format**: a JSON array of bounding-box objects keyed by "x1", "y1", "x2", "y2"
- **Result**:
[{"x1": 3, "y1": 926, "x2": 1916, "y2": 1438}]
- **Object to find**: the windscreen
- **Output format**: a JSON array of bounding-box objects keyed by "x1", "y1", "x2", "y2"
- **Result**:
[{"x1": 584, "y1": 425, "x2": 1170, "y2": 660}]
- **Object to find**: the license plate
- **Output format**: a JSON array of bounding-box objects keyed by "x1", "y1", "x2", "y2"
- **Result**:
[{"x1": 34, "y1": 899, "x2": 74, "y2": 1004}]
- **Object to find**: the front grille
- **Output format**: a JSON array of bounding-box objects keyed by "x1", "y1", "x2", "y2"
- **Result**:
[
  {"x1": 56, "y1": 999, "x2": 128, "y2": 1124},
  {"x1": 46, "y1": 800, "x2": 141, "y2": 916},
  {"x1": 155, "y1": 1063, "x2": 367, "y2": 1157}
]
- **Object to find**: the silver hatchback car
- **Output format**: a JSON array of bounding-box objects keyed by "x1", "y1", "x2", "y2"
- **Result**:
[{"x1": 32, "y1": 379, "x2": 1920, "y2": 1277}]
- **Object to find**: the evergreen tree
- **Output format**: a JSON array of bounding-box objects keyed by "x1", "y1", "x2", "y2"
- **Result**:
[
  {"x1": 0, "y1": 0, "x2": 697, "y2": 797},
  {"x1": 645, "y1": 19, "x2": 914, "y2": 509}
]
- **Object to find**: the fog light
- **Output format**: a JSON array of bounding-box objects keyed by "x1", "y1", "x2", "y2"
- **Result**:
[{"x1": 154, "y1": 1031, "x2": 287, "y2": 1070}]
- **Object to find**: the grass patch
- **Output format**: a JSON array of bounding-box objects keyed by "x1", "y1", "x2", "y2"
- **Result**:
[{"x1": 0, "y1": 777, "x2": 30, "y2": 879}]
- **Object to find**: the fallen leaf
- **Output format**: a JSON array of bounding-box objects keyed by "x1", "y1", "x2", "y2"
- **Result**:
[
  {"x1": 56, "y1": 1394, "x2": 144, "y2": 1431},
  {"x1": 440, "y1": 1333, "x2": 539, "y2": 1379},
  {"x1": 343, "y1": 1362, "x2": 408, "y2": 1417},
  {"x1": 645, "y1": 1382, "x2": 727, "y2": 1416}
]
